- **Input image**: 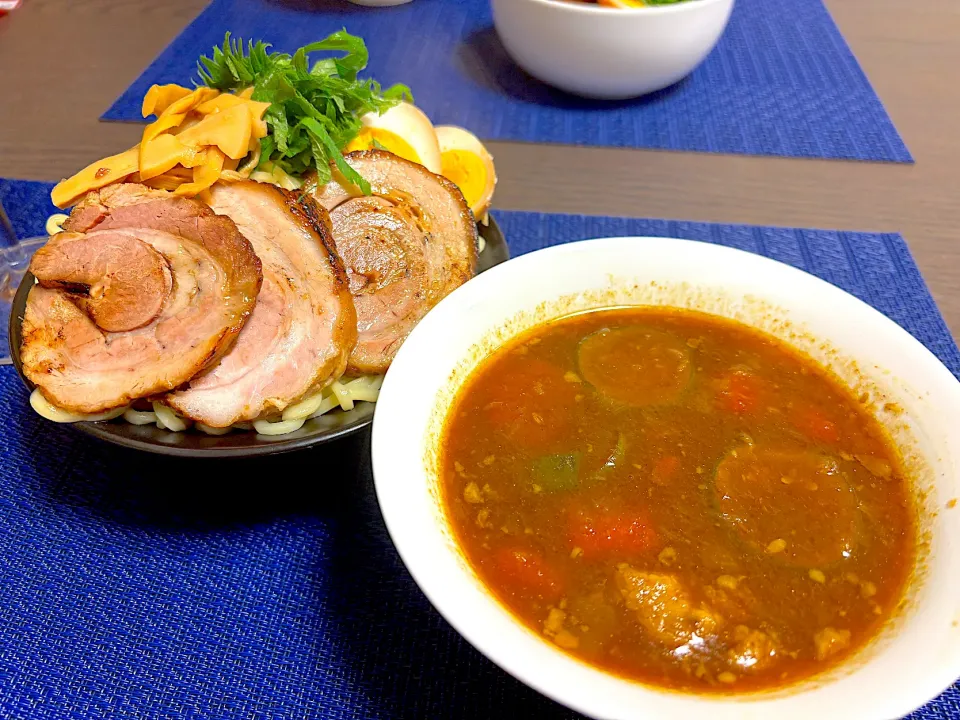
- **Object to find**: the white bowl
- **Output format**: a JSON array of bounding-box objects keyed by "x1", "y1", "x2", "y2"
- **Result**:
[
  {"x1": 372, "y1": 237, "x2": 960, "y2": 720},
  {"x1": 490, "y1": 0, "x2": 735, "y2": 99},
  {"x1": 346, "y1": 0, "x2": 412, "y2": 5}
]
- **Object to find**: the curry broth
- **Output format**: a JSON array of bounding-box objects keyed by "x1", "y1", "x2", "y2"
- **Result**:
[{"x1": 439, "y1": 307, "x2": 915, "y2": 693}]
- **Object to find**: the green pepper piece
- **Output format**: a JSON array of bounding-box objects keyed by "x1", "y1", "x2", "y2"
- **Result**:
[{"x1": 533, "y1": 453, "x2": 582, "y2": 492}]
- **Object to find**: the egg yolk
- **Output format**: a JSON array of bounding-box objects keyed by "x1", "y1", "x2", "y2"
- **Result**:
[
  {"x1": 345, "y1": 128, "x2": 421, "y2": 166},
  {"x1": 441, "y1": 149, "x2": 487, "y2": 211}
]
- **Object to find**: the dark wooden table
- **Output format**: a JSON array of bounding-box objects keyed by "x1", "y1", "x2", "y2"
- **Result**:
[{"x1": 1, "y1": 0, "x2": 958, "y2": 334}]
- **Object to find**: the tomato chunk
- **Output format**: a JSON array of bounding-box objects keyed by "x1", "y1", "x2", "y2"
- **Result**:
[
  {"x1": 652, "y1": 455, "x2": 680, "y2": 485},
  {"x1": 490, "y1": 546, "x2": 562, "y2": 600},
  {"x1": 569, "y1": 507, "x2": 658, "y2": 558},
  {"x1": 716, "y1": 369, "x2": 761, "y2": 415},
  {"x1": 483, "y1": 357, "x2": 577, "y2": 452},
  {"x1": 793, "y1": 406, "x2": 840, "y2": 445}
]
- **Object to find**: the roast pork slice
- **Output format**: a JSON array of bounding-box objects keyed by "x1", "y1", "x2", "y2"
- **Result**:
[
  {"x1": 165, "y1": 181, "x2": 356, "y2": 427},
  {"x1": 62, "y1": 183, "x2": 170, "y2": 233},
  {"x1": 312, "y1": 150, "x2": 478, "y2": 374},
  {"x1": 30, "y1": 229, "x2": 173, "y2": 333},
  {"x1": 21, "y1": 185, "x2": 262, "y2": 414}
]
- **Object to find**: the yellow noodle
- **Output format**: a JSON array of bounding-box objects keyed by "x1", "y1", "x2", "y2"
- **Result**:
[
  {"x1": 307, "y1": 394, "x2": 341, "y2": 420},
  {"x1": 250, "y1": 163, "x2": 301, "y2": 190},
  {"x1": 30, "y1": 389, "x2": 127, "y2": 423},
  {"x1": 253, "y1": 417, "x2": 306, "y2": 436},
  {"x1": 45, "y1": 213, "x2": 70, "y2": 236},
  {"x1": 196, "y1": 423, "x2": 231, "y2": 436},
  {"x1": 123, "y1": 408, "x2": 158, "y2": 426},
  {"x1": 30, "y1": 373, "x2": 382, "y2": 437},
  {"x1": 330, "y1": 380, "x2": 354, "y2": 411},
  {"x1": 152, "y1": 402, "x2": 189, "y2": 432},
  {"x1": 282, "y1": 389, "x2": 332, "y2": 422},
  {"x1": 342, "y1": 375, "x2": 384, "y2": 403}
]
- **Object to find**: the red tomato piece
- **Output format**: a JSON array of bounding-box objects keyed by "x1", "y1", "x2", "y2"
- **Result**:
[
  {"x1": 716, "y1": 369, "x2": 761, "y2": 415},
  {"x1": 569, "y1": 507, "x2": 658, "y2": 558},
  {"x1": 491, "y1": 546, "x2": 562, "y2": 600},
  {"x1": 483, "y1": 357, "x2": 578, "y2": 452},
  {"x1": 652, "y1": 455, "x2": 680, "y2": 485},
  {"x1": 793, "y1": 406, "x2": 841, "y2": 444}
]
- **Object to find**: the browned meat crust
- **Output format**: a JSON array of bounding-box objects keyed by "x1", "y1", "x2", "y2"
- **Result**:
[
  {"x1": 312, "y1": 150, "x2": 478, "y2": 374},
  {"x1": 21, "y1": 184, "x2": 262, "y2": 414}
]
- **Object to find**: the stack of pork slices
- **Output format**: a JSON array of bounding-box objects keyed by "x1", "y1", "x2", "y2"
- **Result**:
[{"x1": 22, "y1": 150, "x2": 478, "y2": 428}]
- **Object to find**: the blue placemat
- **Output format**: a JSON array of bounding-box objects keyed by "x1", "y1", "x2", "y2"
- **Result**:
[
  {"x1": 101, "y1": 0, "x2": 912, "y2": 163},
  {"x1": 0, "y1": 178, "x2": 59, "y2": 241},
  {"x1": 0, "y1": 178, "x2": 955, "y2": 720}
]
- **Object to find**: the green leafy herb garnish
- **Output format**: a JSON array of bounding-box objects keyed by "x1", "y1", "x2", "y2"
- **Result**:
[{"x1": 198, "y1": 31, "x2": 412, "y2": 194}]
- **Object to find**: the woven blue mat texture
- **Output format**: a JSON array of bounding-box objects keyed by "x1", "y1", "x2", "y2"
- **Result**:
[
  {"x1": 0, "y1": 178, "x2": 955, "y2": 719},
  {"x1": 101, "y1": 0, "x2": 912, "y2": 163}
]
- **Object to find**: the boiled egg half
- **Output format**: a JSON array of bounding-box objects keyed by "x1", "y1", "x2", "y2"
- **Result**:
[
  {"x1": 435, "y1": 125, "x2": 497, "y2": 222},
  {"x1": 345, "y1": 102, "x2": 442, "y2": 174}
]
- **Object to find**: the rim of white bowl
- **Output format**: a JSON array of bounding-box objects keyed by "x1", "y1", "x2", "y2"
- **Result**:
[
  {"x1": 372, "y1": 237, "x2": 960, "y2": 720},
  {"x1": 523, "y1": 0, "x2": 732, "y2": 16}
]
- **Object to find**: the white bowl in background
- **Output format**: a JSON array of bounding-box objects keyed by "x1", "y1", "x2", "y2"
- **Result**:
[
  {"x1": 491, "y1": 0, "x2": 734, "y2": 99},
  {"x1": 346, "y1": 0, "x2": 412, "y2": 6},
  {"x1": 372, "y1": 237, "x2": 960, "y2": 720}
]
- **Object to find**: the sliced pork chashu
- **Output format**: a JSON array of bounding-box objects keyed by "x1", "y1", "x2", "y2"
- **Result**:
[
  {"x1": 22, "y1": 183, "x2": 262, "y2": 414},
  {"x1": 165, "y1": 181, "x2": 356, "y2": 427},
  {"x1": 313, "y1": 150, "x2": 478, "y2": 374}
]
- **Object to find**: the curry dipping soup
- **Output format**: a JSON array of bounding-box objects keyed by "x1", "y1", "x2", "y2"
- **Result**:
[{"x1": 439, "y1": 307, "x2": 915, "y2": 693}]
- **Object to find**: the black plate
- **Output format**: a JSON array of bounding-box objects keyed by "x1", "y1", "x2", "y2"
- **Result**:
[{"x1": 9, "y1": 217, "x2": 509, "y2": 458}]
